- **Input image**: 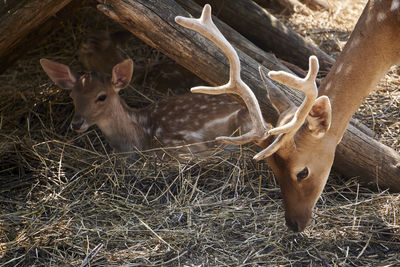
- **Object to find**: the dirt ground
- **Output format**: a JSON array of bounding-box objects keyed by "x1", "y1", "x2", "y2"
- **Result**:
[{"x1": 0, "y1": 0, "x2": 399, "y2": 266}]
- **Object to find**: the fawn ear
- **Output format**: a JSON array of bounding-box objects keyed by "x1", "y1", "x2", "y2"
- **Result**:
[
  {"x1": 111, "y1": 59, "x2": 133, "y2": 91},
  {"x1": 306, "y1": 96, "x2": 332, "y2": 138},
  {"x1": 40, "y1": 59, "x2": 77, "y2": 89}
]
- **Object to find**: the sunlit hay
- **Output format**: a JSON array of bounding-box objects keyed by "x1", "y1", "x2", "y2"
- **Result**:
[{"x1": 0, "y1": 2, "x2": 399, "y2": 266}]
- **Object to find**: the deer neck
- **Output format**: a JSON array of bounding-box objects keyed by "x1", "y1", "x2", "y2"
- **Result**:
[
  {"x1": 319, "y1": 0, "x2": 400, "y2": 143},
  {"x1": 97, "y1": 98, "x2": 151, "y2": 152}
]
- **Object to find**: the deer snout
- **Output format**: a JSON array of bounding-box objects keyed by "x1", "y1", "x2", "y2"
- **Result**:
[
  {"x1": 285, "y1": 211, "x2": 311, "y2": 232},
  {"x1": 71, "y1": 115, "x2": 89, "y2": 132}
]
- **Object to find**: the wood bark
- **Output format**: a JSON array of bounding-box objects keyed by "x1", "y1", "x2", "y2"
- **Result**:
[
  {"x1": 300, "y1": 0, "x2": 331, "y2": 11},
  {"x1": 277, "y1": 0, "x2": 311, "y2": 14},
  {"x1": 193, "y1": 0, "x2": 335, "y2": 73},
  {"x1": 175, "y1": 0, "x2": 293, "y2": 75},
  {"x1": 0, "y1": 0, "x2": 84, "y2": 74},
  {"x1": 254, "y1": 0, "x2": 331, "y2": 11},
  {"x1": 95, "y1": 0, "x2": 400, "y2": 191}
]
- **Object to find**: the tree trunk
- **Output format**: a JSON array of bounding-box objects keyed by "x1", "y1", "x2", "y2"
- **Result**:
[
  {"x1": 0, "y1": 0, "x2": 84, "y2": 74},
  {"x1": 96, "y1": 0, "x2": 400, "y2": 191},
  {"x1": 193, "y1": 0, "x2": 335, "y2": 73}
]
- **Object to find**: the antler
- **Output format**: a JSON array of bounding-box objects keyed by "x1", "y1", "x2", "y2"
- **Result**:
[
  {"x1": 175, "y1": 5, "x2": 269, "y2": 145},
  {"x1": 254, "y1": 56, "x2": 319, "y2": 161},
  {"x1": 175, "y1": 4, "x2": 320, "y2": 162}
]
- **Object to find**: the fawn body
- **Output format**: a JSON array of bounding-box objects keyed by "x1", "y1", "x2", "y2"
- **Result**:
[{"x1": 40, "y1": 58, "x2": 251, "y2": 156}]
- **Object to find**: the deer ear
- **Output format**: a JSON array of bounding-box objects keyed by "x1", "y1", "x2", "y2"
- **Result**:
[
  {"x1": 306, "y1": 96, "x2": 331, "y2": 138},
  {"x1": 40, "y1": 59, "x2": 77, "y2": 89},
  {"x1": 112, "y1": 59, "x2": 133, "y2": 91}
]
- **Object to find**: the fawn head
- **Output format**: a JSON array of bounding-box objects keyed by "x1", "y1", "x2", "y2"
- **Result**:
[{"x1": 40, "y1": 58, "x2": 133, "y2": 134}]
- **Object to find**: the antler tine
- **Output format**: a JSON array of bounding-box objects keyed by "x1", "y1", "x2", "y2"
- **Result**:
[
  {"x1": 175, "y1": 5, "x2": 269, "y2": 145},
  {"x1": 252, "y1": 56, "x2": 320, "y2": 161},
  {"x1": 267, "y1": 55, "x2": 319, "y2": 136}
]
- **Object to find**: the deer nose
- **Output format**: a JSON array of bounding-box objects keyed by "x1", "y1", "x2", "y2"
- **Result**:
[
  {"x1": 285, "y1": 218, "x2": 300, "y2": 232},
  {"x1": 71, "y1": 116, "x2": 85, "y2": 131},
  {"x1": 285, "y1": 215, "x2": 308, "y2": 232}
]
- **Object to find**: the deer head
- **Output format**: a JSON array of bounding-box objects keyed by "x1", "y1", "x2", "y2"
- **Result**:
[
  {"x1": 176, "y1": 4, "x2": 335, "y2": 232},
  {"x1": 259, "y1": 60, "x2": 333, "y2": 232}
]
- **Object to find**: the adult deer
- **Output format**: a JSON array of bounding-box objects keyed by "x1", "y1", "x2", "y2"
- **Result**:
[
  {"x1": 40, "y1": 58, "x2": 251, "y2": 157},
  {"x1": 176, "y1": 1, "x2": 400, "y2": 231}
]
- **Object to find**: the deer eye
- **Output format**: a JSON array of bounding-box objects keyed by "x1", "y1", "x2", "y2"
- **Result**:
[
  {"x1": 96, "y1": 94, "x2": 107, "y2": 102},
  {"x1": 296, "y1": 167, "x2": 309, "y2": 181}
]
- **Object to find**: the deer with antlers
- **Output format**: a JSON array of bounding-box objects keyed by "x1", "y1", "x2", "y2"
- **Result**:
[{"x1": 176, "y1": 0, "x2": 400, "y2": 231}]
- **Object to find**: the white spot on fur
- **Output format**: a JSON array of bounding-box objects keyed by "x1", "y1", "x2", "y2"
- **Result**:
[
  {"x1": 325, "y1": 81, "x2": 331, "y2": 91},
  {"x1": 391, "y1": 0, "x2": 399, "y2": 11},
  {"x1": 335, "y1": 63, "x2": 343, "y2": 74},
  {"x1": 377, "y1": 12, "x2": 386, "y2": 22},
  {"x1": 344, "y1": 65, "x2": 353, "y2": 75},
  {"x1": 346, "y1": 37, "x2": 360, "y2": 51},
  {"x1": 203, "y1": 110, "x2": 239, "y2": 129},
  {"x1": 155, "y1": 127, "x2": 163, "y2": 136},
  {"x1": 365, "y1": 12, "x2": 372, "y2": 24},
  {"x1": 200, "y1": 105, "x2": 208, "y2": 110},
  {"x1": 178, "y1": 130, "x2": 203, "y2": 140}
]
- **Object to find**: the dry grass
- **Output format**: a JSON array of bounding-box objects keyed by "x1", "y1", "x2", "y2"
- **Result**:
[{"x1": 0, "y1": 1, "x2": 399, "y2": 266}]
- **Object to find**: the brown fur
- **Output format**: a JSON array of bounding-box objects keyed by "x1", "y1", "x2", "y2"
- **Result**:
[{"x1": 266, "y1": 0, "x2": 400, "y2": 231}]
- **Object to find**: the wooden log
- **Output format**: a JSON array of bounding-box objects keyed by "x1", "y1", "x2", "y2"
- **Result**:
[
  {"x1": 0, "y1": 0, "x2": 83, "y2": 74},
  {"x1": 336, "y1": 126, "x2": 400, "y2": 191},
  {"x1": 175, "y1": 0, "x2": 293, "y2": 74},
  {"x1": 277, "y1": 0, "x2": 311, "y2": 14},
  {"x1": 265, "y1": 0, "x2": 331, "y2": 12},
  {"x1": 193, "y1": 0, "x2": 334, "y2": 73},
  {"x1": 95, "y1": 0, "x2": 400, "y2": 191},
  {"x1": 300, "y1": 0, "x2": 331, "y2": 11}
]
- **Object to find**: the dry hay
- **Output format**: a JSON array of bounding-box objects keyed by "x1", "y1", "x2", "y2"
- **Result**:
[{"x1": 0, "y1": 1, "x2": 399, "y2": 266}]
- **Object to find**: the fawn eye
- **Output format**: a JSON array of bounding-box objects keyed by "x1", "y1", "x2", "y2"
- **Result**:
[
  {"x1": 96, "y1": 94, "x2": 107, "y2": 102},
  {"x1": 296, "y1": 167, "x2": 309, "y2": 181}
]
